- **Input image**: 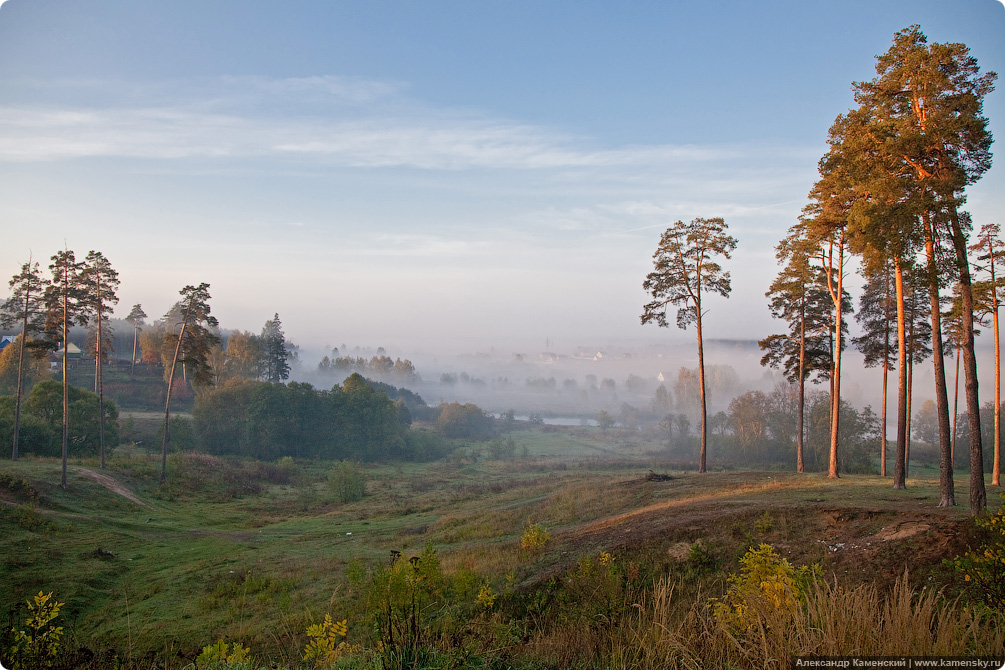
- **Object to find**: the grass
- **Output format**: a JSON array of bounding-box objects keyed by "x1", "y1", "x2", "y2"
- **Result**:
[{"x1": 0, "y1": 427, "x2": 1002, "y2": 668}]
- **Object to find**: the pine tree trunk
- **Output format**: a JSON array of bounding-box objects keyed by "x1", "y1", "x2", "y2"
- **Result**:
[
  {"x1": 696, "y1": 297, "x2": 707, "y2": 474},
  {"x1": 161, "y1": 322, "x2": 187, "y2": 484},
  {"x1": 925, "y1": 214, "x2": 955, "y2": 506},
  {"x1": 953, "y1": 350, "x2": 960, "y2": 465},
  {"x1": 12, "y1": 294, "x2": 30, "y2": 461},
  {"x1": 949, "y1": 206, "x2": 986, "y2": 513},
  {"x1": 97, "y1": 310, "x2": 106, "y2": 469},
  {"x1": 827, "y1": 237, "x2": 844, "y2": 479},
  {"x1": 906, "y1": 349, "x2": 913, "y2": 479},
  {"x1": 881, "y1": 358, "x2": 888, "y2": 477},
  {"x1": 797, "y1": 300, "x2": 806, "y2": 474},
  {"x1": 893, "y1": 258, "x2": 908, "y2": 490},
  {"x1": 131, "y1": 324, "x2": 138, "y2": 380},
  {"x1": 61, "y1": 281, "x2": 69, "y2": 491},
  {"x1": 992, "y1": 259, "x2": 1001, "y2": 487}
]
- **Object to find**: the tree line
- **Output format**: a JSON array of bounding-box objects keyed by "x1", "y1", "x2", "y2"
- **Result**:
[{"x1": 641, "y1": 26, "x2": 999, "y2": 513}]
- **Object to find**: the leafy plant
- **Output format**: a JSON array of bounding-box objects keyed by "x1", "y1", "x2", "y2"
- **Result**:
[
  {"x1": 304, "y1": 614, "x2": 355, "y2": 667},
  {"x1": 713, "y1": 544, "x2": 820, "y2": 631},
  {"x1": 475, "y1": 581, "x2": 496, "y2": 611},
  {"x1": 754, "y1": 510, "x2": 774, "y2": 534},
  {"x1": 687, "y1": 540, "x2": 720, "y2": 574},
  {"x1": 327, "y1": 461, "x2": 366, "y2": 504},
  {"x1": 195, "y1": 639, "x2": 252, "y2": 670},
  {"x1": 8, "y1": 591, "x2": 64, "y2": 670},
  {"x1": 953, "y1": 497, "x2": 1005, "y2": 611},
  {"x1": 368, "y1": 545, "x2": 445, "y2": 660},
  {"x1": 520, "y1": 522, "x2": 550, "y2": 554}
]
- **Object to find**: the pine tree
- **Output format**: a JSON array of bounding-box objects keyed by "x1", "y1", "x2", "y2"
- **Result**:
[
  {"x1": 125, "y1": 304, "x2": 147, "y2": 380},
  {"x1": 801, "y1": 141, "x2": 856, "y2": 479},
  {"x1": 760, "y1": 231, "x2": 843, "y2": 472},
  {"x1": 81, "y1": 251, "x2": 119, "y2": 469},
  {"x1": 44, "y1": 250, "x2": 87, "y2": 489},
  {"x1": 853, "y1": 262, "x2": 897, "y2": 476},
  {"x1": 642, "y1": 217, "x2": 737, "y2": 473},
  {"x1": 854, "y1": 26, "x2": 996, "y2": 512},
  {"x1": 970, "y1": 223, "x2": 1004, "y2": 486},
  {"x1": 0, "y1": 257, "x2": 50, "y2": 460},
  {"x1": 161, "y1": 284, "x2": 219, "y2": 482},
  {"x1": 261, "y1": 313, "x2": 290, "y2": 383}
]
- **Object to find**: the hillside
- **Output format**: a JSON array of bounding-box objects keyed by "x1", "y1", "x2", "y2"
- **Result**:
[{"x1": 1, "y1": 428, "x2": 1002, "y2": 668}]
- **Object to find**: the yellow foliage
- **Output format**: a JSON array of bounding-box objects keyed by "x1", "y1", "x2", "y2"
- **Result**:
[
  {"x1": 520, "y1": 522, "x2": 550, "y2": 553},
  {"x1": 476, "y1": 581, "x2": 496, "y2": 610},
  {"x1": 10, "y1": 591, "x2": 64, "y2": 670},
  {"x1": 304, "y1": 613, "x2": 357, "y2": 667},
  {"x1": 196, "y1": 640, "x2": 251, "y2": 669},
  {"x1": 712, "y1": 544, "x2": 820, "y2": 631}
]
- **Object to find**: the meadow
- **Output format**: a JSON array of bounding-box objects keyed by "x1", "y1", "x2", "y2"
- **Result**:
[{"x1": 1, "y1": 424, "x2": 1003, "y2": 669}]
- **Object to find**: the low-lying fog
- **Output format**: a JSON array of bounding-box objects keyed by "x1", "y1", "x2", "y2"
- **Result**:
[{"x1": 291, "y1": 336, "x2": 998, "y2": 437}]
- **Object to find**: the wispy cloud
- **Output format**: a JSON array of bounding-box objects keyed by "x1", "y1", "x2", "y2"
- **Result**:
[{"x1": 0, "y1": 75, "x2": 761, "y2": 169}]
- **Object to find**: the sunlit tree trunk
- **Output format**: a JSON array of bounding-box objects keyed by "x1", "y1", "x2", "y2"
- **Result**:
[
  {"x1": 161, "y1": 323, "x2": 186, "y2": 484},
  {"x1": 949, "y1": 206, "x2": 985, "y2": 513},
  {"x1": 953, "y1": 350, "x2": 960, "y2": 464},
  {"x1": 893, "y1": 258, "x2": 908, "y2": 490},
  {"x1": 696, "y1": 285, "x2": 707, "y2": 473},
  {"x1": 797, "y1": 303, "x2": 806, "y2": 473},
  {"x1": 824, "y1": 236, "x2": 845, "y2": 479},
  {"x1": 924, "y1": 212, "x2": 954, "y2": 506}
]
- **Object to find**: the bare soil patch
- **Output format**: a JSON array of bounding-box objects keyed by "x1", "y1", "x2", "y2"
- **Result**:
[{"x1": 74, "y1": 467, "x2": 151, "y2": 508}]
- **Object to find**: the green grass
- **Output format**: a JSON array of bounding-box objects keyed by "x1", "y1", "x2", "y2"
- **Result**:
[{"x1": 0, "y1": 430, "x2": 1000, "y2": 668}]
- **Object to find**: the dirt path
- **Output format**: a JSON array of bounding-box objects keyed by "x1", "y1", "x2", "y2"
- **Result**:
[{"x1": 74, "y1": 467, "x2": 152, "y2": 508}]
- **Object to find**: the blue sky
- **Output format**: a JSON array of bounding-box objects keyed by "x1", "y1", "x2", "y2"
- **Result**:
[{"x1": 0, "y1": 0, "x2": 1003, "y2": 355}]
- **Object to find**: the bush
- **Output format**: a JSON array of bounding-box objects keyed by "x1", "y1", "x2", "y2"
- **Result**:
[
  {"x1": 194, "y1": 639, "x2": 252, "y2": 670},
  {"x1": 328, "y1": 461, "x2": 366, "y2": 504},
  {"x1": 1, "y1": 381, "x2": 119, "y2": 456},
  {"x1": 520, "y1": 522, "x2": 550, "y2": 554},
  {"x1": 712, "y1": 544, "x2": 821, "y2": 631},
  {"x1": 8, "y1": 591, "x2": 64, "y2": 670},
  {"x1": 436, "y1": 402, "x2": 494, "y2": 439},
  {"x1": 953, "y1": 496, "x2": 1005, "y2": 612}
]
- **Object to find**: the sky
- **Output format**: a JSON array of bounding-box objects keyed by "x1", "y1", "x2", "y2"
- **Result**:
[{"x1": 1, "y1": 0, "x2": 1004, "y2": 357}]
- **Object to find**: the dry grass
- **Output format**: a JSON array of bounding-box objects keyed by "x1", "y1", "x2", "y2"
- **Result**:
[{"x1": 583, "y1": 572, "x2": 1005, "y2": 670}]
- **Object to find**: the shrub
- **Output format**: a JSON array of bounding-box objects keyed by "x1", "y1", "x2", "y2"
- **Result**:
[
  {"x1": 953, "y1": 496, "x2": 1005, "y2": 611},
  {"x1": 327, "y1": 461, "x2": 366, "y2": 504},
  {"x1": 194, "y1": 639, "x2": 252, "y2": 670},
  {"x1": 520, "y1": 522, "x2": 550, "y2": 554},
  {"x1": 303, "y1": 614, "x2": 354, "y2": 667},
  {"x1": 436, "y1": 402, "x2": 494, "y2": 439},
  {"x1": 8, "y1": 591, "x2": 64, "y2": 670},
  {"x1": 712, "y1": 543, "x2": 820, "y2": 631}
]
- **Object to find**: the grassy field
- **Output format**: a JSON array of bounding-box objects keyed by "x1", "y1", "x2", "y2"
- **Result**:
[{"x1": 1, "y1": 426, "x2": 1003, "y2": 669}]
